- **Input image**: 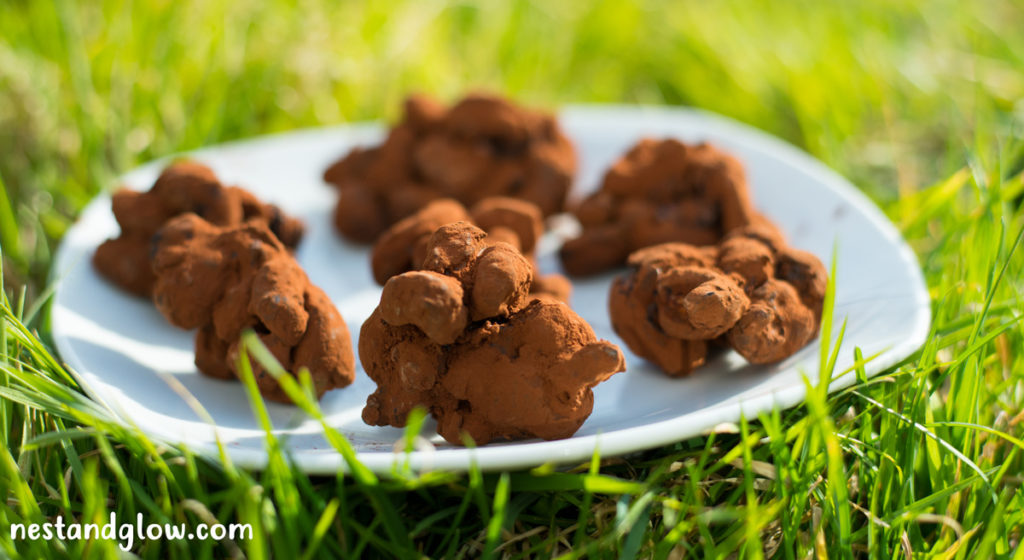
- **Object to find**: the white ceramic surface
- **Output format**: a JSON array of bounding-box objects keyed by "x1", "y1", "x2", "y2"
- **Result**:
[{"x1": 51, "y1": 105, "x2": 931, "y2": 473}]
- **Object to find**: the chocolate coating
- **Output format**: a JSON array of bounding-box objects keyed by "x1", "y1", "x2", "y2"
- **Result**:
[
  {"x1": 151, "y1": 214, "x2": 354, "y2": 402},
  {"x1": 609, "y1": 221, "x2": 827, "y2": 375},
  {"x1": 561, "y1": 139, "x2": 756, "y2": 276},
  {"x1": 370, "y1": 197, "x2": 571, "y2": 304},
  {"x1": 93, "y1": 161, "x2": 304, "y2": 296},
  {"x1": 360, "y1": 222, "x2": 624, "y2": 445},
  {"x1": 324, "y1": 93, "x2": 576, "y2": 243},
  {"x1": 371, "y1": 199, "x2": 470, "y2": 285}
]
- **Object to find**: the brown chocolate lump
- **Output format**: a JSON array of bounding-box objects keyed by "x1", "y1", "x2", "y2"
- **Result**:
[
  {"x1": 151, "y1": 214, "x2": 354, "y2": 402},
  {"x1": 561, "y1": 139, "x2": 757, "y2": 276},
  {"x1": 324, "y1": 93, "x2": 576, "y2": 243},
  {"x1": 370, "y1": 197, "x2": 570, "y2": 304},
  {"x1": 609, "y1": 221, "x2": 827, "y2": 376},
  {"x1": 360, "y1": 222, "x2": 625, "y2": 445},
  {"x1": 93, "y1": 160, "x2": 305, "y2": 296}
]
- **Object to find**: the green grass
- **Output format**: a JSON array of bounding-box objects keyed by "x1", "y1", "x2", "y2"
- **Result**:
[{"x1": 2, "y1": 0, "x2": 1024, "y2": 557}]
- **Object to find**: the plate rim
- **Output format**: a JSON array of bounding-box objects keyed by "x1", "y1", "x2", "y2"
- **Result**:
[{"x1": 50, "y1": 103, "x2": 932, "y2": 474}]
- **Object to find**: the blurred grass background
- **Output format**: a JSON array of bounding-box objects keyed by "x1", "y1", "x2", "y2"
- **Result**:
[
  {"x1": 3, "y1": 0, "x2": 1021, "y2": 292},
  {"x1": 2, "y1": 0, "x2": 1024, "y2": 558}
]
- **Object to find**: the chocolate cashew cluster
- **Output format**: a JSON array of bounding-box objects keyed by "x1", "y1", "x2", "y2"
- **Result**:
[
  {"x1": 93, "y1": 161, "x2": 305, "y2": 296},
  {"x1": 609, "y1": 222, "x2": 827, "y2": 376},
  {"x1": 561, "y1": 139, "x2": 756, "y2": 276},
  {"x1": 360, "y1": 222, "x2": 625, "y2": 445},
  {"x1": 151, "y1": 214, "x2": 355, "y2": 402},
  {"x1": 369, "y1": 196, "x2": 571, "y2": 303},
  {"x1": 324, "y1": 93, "x2": 576, "y2": 243}
]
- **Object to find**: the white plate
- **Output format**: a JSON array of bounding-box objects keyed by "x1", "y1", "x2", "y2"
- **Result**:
[{"x1": 51, "y1": 105, "x2": 930, "y2": 474}]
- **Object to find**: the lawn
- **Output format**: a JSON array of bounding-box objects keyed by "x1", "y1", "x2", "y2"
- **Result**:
[{"x1": 2, "y1": 0, "x2": 1023, "y2": 557}]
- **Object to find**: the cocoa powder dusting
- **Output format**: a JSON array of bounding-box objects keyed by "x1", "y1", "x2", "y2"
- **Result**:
[
  {"x1": 360, "y1": 222, "x2": 625, "y2": 445},
  {"x1": 151, "y1": 214, "x2": 354, "y2": 402},
  {"x1": 561, "y1": 139, "x2": 757, "y2": 276},
  {"x1": 371, "y1": 197, "x2": 571, "y2": 304},
  {"x1": 93, "y1": 161, "x2": 304, "y2": 296},
  {"x1": 324, "y1": 93, "x2": 576, "y2": 243},
  {"x1": 610, "y1": 220, "x2": 827, "y2": 376}
]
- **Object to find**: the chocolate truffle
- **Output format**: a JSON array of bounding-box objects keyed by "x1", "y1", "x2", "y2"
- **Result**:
[
  {"x1": 561, "y1": 139, "x2": 756, "y2": 276},
  {"x1": 360, "y1": 222, "x2": 625, "y2": 445},
  {"x1": 370, "y1": 197, "x2": 570, "y2": 303},
  {"x1": 324, "y1": 93, "x2": 576, "y2": 243},
  {"x1": 151, "y1": 214, "x2": 354, "y2": 402},
  {"x1": 93, "y1": 161, "x2": 304, "y2": 296},
  {"x1": 609, "y1": 221, "x2": 826, "y2": 376}
]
